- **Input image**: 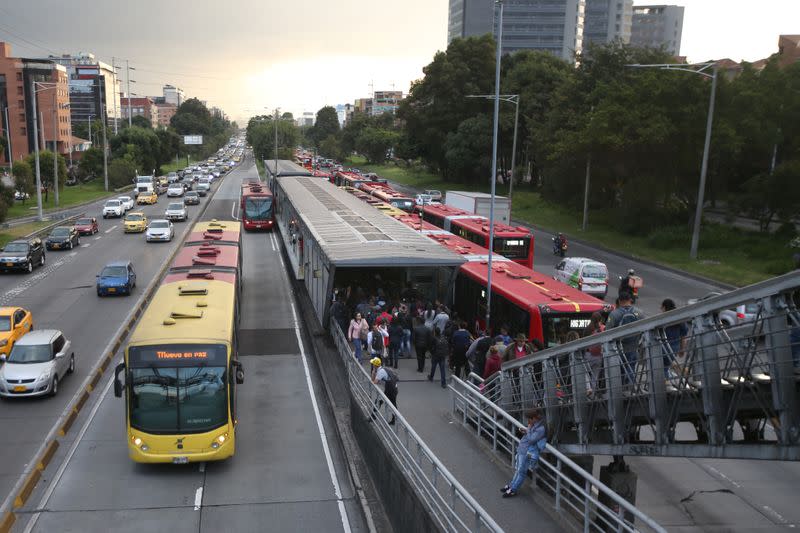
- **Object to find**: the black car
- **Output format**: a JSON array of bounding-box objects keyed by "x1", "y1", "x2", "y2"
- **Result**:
[
  {"x1": 0, "y1": 238, "x2": 45, "y2": 273},
  {"x1": 46, "y1": 226, "x2": 80, "y2": 250},
  {"x1": 184, "y1": 191, "x2": 200, "y2": 205}
]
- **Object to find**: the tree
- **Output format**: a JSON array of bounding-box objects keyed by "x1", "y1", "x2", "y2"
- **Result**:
[
  {"x1": 737, "y1": 160, "x2": 800, "y2": 232},
  {"x1": 246, "y1": 117, "x2": 299, "y2": 161},
  {"x1": 309, "y1": 106, "x2": 340, "y2": 147},
  {"x1": 23, "y1": 150, "x2": 68, "y2": 192},
  {"x1": 72, "y1": 118, "x2": 105, "y2": 146},
  {"x1": 130, "y1": 115, "x2": 152, "y2": 129},
  {"x1": 281, "y1": 112, "x2": 294, "y2": 121},
  {"x1": 108, "y1": 158, "x2": 137, "y2": 189},
  {"x1": 12, "y1": 160, "x2": 35, "y2": 203},
  {"x1": 78, "y1": 147, "x2": 104, "y2": 181},
  {"x1": 0, "y1": 185, "x2": 9, "y2": 224},
  {"x1": 155, "y1": 129, "x2": 181, "y2": 167},
  {"x1": 109, "y1": 126, "x2": 161, "y2": 175},
  {"x1": 320, "y1": 134, "x2": 347, "y2": 162},
  {"x1": 443, "y1": 116, "x2": 492, "y2": 182},
  {"x1": 171, "y1": 98, "x2": 213, "y2": 135},
  {"x1": 355, "y1": 127, "x2": 399, "y2": 164}
]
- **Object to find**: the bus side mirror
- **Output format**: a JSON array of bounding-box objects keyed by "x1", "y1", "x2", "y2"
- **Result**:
[
  {"x1": 113, "y1": 362, "x2": 126, "y2": 398},
  {"x1": 234, "y1": 361, "x2": 244, "y2": 384}
]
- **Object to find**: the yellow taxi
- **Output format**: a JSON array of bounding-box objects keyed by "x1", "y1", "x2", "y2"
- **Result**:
[
  {"x1": 137, "y1": 191, "x2": 158, "y2": 205},
  {"x1": 124, "y1": 212, "x2": 148, "y2": 233},
  {"x1": 0, "y1": 307, "x2": 33, "y2": 357}
]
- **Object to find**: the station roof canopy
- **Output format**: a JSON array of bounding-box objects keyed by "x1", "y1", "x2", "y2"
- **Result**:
[
  {"x1": 277, "y1": 175, "x2": 466, "y2": 268},
  {"x1": 265, "y1": 160, "x2": 312, "y2": 177}
]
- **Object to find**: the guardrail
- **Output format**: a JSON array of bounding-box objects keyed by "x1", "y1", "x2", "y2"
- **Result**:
[
  {"x1": 329, "y1": 320, "x2": 503, "y2": 532},
  {"x1": 450, "y1": 377, "x2": 666, "y2": 533}
]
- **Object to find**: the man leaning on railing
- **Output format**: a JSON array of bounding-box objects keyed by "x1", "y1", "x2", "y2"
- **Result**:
[{"x1": 501, "y1": 408, "x2": 547, "y2": 498}]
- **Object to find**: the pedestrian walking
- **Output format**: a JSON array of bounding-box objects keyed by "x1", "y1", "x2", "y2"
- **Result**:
[
  {"x1": 432, "y1": 306, "x2": 449, "y2": 337},
  {"x1": 368, "y1": 323, "x2": 388, "y2": 360},
  {"x1": 398, "y1": 305, "x2": 413, "y2": 357},
  {"x1": 501, "y1": 409, "x2": 547, "y2": 498},
  {"x1": 467, "y1": 332, "x2": 492, "y2": 379},
  {"x1": 423, "y1": 303, "x2": 436, "y2": 330},
  {"x1": 348, "y1": 312, "x2": 369, "y2": 363},
  {"x1": 661, "y1": 298, "x2": 688, "y2": 378},
  {"x1": 428, "y1": 327, "x2": 450, "y2": 388},
  {"x1": 606, "y1": 289, "x2": 645, "y2": 385},
  {"x1": 503, "y1": 334, "x2": 534, "y2": 363},
  {"x1": 388, "y1": 319, "x2": 403, "y2": 369},
  {"x1": 371, "y1": 357, "x2": 399, "y2": 425},
  {"x1": 450, "y1": 321, "x2": 472, "y2": 379},
  {"x1": 412, "y1": 317, "x2": 433, "y2": 373}
]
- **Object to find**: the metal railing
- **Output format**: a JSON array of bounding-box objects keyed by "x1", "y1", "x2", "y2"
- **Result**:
[
  {"x1": 450, "y1": 377, "x2": 667, "y2": 533},
  {"x1": 499, "y1": 270, "x2": 800, "y2": 460},
  {"x1": 329, "y1": 320, "x2": 503, "y2": 532}
]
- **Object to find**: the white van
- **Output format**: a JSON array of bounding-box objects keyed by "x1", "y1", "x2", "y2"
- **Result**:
[{"x1": 553, "y1": 257, "x2": 609, "y2": 299}]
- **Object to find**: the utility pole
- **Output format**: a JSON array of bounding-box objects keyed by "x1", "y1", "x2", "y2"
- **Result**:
[
  {"x1": 3, "y1": 106, "x2": 12, "y2": 177},
  {"x1": 31, "y1": 81, "x2": 43, "y2": 220},
  {"x1": 507, "y1": 96, "x2": 519, "y2": 216},
  {"x1": 126, "y1": 60, "x2": 132, "y2": 128},
  {"x1": 112, "y1": 57, "x2": 119, "y2": 134},
  {"x1": 53, "y1": 92, "x2": 59, "y2": 207},
  {"x1": 101, "y1": 102, "x2": 108, "y2": 191},
  {"x1": 274, "y1": 108, "x2": 279, "y2": 178},
  {"x1": 689, "y1": 64, "x2": 717, "y2": 260},
  {"x1": 582, "y1": 152, "x2": 591, "y2": 232}
]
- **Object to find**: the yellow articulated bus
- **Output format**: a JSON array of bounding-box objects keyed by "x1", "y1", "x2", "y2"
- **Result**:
[{"x1": 114, "y1": 221, "x2": 243, "y2": 464}]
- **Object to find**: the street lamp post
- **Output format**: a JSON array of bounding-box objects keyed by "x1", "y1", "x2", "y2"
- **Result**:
[
  {"x1": 52, "y1": 93, "x2": 59, "y2": 207},
  {"x1": 627, "y1": 61, "x2": 718, "y2": 259},
  {"x1": 3, "y1": 106, "x2": 12, "y2": 178},
  {"x1": 101, "y1": 102, "x2": 109, "y2": 191},
  {"x1": 466, "y1": 93, "x2": 520, "y2": 214},
  {"x1": 126, "y1": 61, "x2": 136, "y2": 128},
  {"x1": 485, "y1": 0, "x2": 504, "y2": 334},
  {"x1": 30, "y1": 81, "x2": 44, "y2": 221}
]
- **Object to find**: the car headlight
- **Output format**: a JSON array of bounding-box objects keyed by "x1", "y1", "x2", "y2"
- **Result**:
[{"x1": 37, "y1": 371, "x2": 51, "y2": 382}]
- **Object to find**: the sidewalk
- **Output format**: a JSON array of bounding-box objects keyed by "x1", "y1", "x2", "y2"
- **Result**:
[{"x1": 389, "y1": 354, "x2": 562, "y2": 532}]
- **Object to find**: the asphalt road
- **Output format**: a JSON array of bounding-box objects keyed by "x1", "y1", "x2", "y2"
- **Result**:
[
  {"x1": 11, "y1": 155, "x2": 367, "y2": 533},
  {"x1": 387, "y1": 180, "x2": 800, "y2": 530}
]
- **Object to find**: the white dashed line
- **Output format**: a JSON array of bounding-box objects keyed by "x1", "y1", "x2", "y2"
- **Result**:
[
  {"x1": 104, "y1": 225, "x2": 117, "y2": 234},
  {"x1": 193, "y1": 487, "x2": 203, "y2": 511}
]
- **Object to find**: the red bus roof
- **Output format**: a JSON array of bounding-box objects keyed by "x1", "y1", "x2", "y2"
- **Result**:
[
  {"x1": 392, "y1": 215, "x2": 510, "y2": 262},
  {"x1": 417, "y1": 202, "x2": 530, "y2": 237},
  {"x1": 169, "y1": 244, "x2": 239, "y2": 271},
  {"x1": 185, "y1": 229, "x2": 240, "y2": 246},
  {"x1": 162, "y1": 271, "x2": 237, "y2": 285},
  {"x1": 459, "y1": 261, "x2": 606, "y2": 314},
  {"x1": 240, "y1": 182, "x2": 272, "y2": 197}
]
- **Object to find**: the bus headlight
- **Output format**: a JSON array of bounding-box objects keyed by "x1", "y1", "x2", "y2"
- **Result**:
[
  {"x1": 133, "y1": 437, "x2": 142, "y2": 447},
  {"x1": 211, "y1": 433, "x2": 228, "y2": 449},
  {"x1": 132, "y1": 436, "x2": 148, "y2": 451}
]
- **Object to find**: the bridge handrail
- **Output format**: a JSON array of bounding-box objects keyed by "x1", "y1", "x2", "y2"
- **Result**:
[
  {"x1": 329, "y1": 320, "x2": 503, "y2": 532},
  {"x1": 450, "y1": 377, "x2": 667, "y2": 533},
  {"x1": 502, "y1": 269, "x2": 800, "y2": 372}
]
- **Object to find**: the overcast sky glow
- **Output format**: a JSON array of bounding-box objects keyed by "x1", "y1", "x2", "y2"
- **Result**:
[{"x1": 0, "y1": 1, "x2": 797, "y2": 124}]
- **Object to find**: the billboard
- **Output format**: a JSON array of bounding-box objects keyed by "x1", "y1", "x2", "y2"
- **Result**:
[{"x1": 183, "y1": 135, "x2": 203, "y2": 145}]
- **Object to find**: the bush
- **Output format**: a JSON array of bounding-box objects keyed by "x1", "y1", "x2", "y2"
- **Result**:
[
  {"x1": 646, "y1": 226, "x2": 690, "y2": 248},
  {"x1": 108, "y1": 159, "x2": 137, "y2": 189}
]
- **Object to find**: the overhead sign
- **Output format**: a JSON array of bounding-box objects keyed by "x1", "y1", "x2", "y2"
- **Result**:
[{"x1": 183, "y1": 135, "x2": 203, "y2": 145}]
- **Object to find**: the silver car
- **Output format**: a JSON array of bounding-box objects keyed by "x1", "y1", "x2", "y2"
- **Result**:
[
  {"x1": 145, "y1": 219, "x2": 174, "y2": 242},
  {"x1": 165, "y1": 202, "x2": 187, "y2": 222},
  {"x1": 0, "y1": 329, "x2": 74, "y2": 397}
]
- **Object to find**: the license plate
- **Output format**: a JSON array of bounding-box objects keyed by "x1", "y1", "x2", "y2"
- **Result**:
[
  {"x1": 108, "y1": 288, "x2": 116, "y2": 293},
  {"x1": 172, "y1": 456, "x2": 189, "y2": 464},
  {"x1": 13, "y1": 385, "x2": 26, "y2": 392},
  {"x1": 5, "y1": 263, "x2": 12, "y2": 267}
]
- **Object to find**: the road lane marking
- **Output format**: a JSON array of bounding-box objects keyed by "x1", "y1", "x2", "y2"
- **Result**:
[
  {"x1": 270, "y1": 232, "x2": 277, "y2": 252},
  {"x1": 289, "y1": 300, "x2": 351, "y2": 533},
  {"x1": 81, "y1": 243, "x2": 91, "y2": 247},
  {"x1": 22, "y1": 373, "x2": 114, "y2": 533},
  {"x1": 231, "y1": 200, "x2": 239, "y2": 221},
  {"x1": 193, "y1": 487, "x2": 203, "y2": 511},
  {"x1": 104, "y1": 225, "x2": 117, "y2": 234},
  {"x1": 198, "y1": 462, "x2": 206, "y2": 473}
]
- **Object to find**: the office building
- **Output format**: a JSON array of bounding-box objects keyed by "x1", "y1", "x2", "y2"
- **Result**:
[
  {"x1": 163, "y1": 84, "x2": 184, "y2": 107},
  {"x1": 354, "y1": 98, "x2": 373, "y2": 116},
  {"x1": 447, "y1": 0, "x2": 585, "y2": 62},
  {"x1": 0, "y1": 42, "x2": 72, "y2": 164},
  {"x1": 372, "y1": 91, "x2": 403, "y2": 116},
  {"x1": 44, "y1": 52, "x2": 120, "y2": 133},
  {"x1": 155, "y1": 102, "x2": 177, "y2": 127},
  {"x1": 120, "y1": 96, "x2": 158, "y2": 128},
  {"x1": 335, "y1": 103, "x2": 354, "y2": 126},
  {"x1": 583, "y1": 0, "x2": 633, "y2": 47},
  {"x1": 630, "y1": 5, "x2": 684, "y2": 56},
  {"x1": 777, "y1": 34, "x2": 800, "y2": 68}
]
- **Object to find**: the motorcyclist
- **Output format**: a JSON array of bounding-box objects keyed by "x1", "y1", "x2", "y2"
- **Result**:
[
  {"x1": 619, "y1": 269, "x2": 640, "y2": 301},
  {"x1": 552, "y1": 233, "x2": 567, "y2": 255}
]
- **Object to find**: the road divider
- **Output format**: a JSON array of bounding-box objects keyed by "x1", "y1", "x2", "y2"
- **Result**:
[{"x1": 0, "y1": 173, "x2": 228, "y2": 522}]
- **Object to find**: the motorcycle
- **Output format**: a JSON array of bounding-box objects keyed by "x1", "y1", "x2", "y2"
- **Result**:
[
  {"x1": 618, "y1": 274, "x2": 643, "y2": 303},
  {"x1": 552, "y1": 236, "x2": 568, "y2": 257}
]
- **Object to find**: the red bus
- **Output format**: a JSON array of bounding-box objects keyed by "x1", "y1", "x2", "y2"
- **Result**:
[
  {"x1": 416, "y1": 203, "x2": 534, "y2": 269},
  {"x1": 358, "y1": 181, "x2": 415, "y2": 212},
  {"x1": 240, "y1": 181, "x2": 274, "y2": 231},
  {"x1": 332, "y1": 171, "x2": 388, "y2": 188}
]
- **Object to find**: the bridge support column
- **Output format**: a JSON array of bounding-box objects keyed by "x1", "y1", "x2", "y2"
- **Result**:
[{"x1": 599, "y1": 457, "x2": 637, "y2": 527}]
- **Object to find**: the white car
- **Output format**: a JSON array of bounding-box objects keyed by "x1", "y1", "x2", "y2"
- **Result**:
[
  {"x1": 117, "y1": 196, "x2": 134, "y2": 211},
  {"x1": 167, "y1": 184, "x2": 184, "y2": 197},
  {"x1": 165, "y1": 202, "x2": 187, "y2": 222},
  {"x1": 145, "y1": 219, "x2": 174, "y2": 242},
  {"x1": 196, "y1": 178, "x2": 211, "y2": 194},
  {"x1": 415, "y1": 194, "x2": 433, "y2": 206},
  {"x1": 0, "y1": 329, "x2": 74, "y2": 397},
  {"x1": 103, "y1": 199, "x2": 124, "y2": 218}
]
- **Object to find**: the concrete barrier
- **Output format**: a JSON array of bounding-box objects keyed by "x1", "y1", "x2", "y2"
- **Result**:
[{"x1": 0, "y1": 511, "x2": 15, "y2": 533}]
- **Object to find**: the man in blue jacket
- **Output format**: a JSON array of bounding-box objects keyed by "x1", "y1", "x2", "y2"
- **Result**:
[{"x1": 501, "y1": 409, "x2": 546, "y2": 498}]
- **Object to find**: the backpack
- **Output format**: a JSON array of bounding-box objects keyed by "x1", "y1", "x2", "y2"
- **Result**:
[
  {"x1": 384, "y1": 367, "x2": 399, "y2": 385},
  {"x1": 371, "y1": 332, "x2": 384, "y2": 354},
  {"x1": 618, "y1": 307, "x2": 641, "y2": 327}
]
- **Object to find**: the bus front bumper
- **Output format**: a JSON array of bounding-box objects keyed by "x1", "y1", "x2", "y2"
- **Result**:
[{"x1": 128, "y1": 429, "x2": 234, "y2": 463}]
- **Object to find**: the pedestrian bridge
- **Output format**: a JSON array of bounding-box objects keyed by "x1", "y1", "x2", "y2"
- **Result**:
[{"x1": 495, "y1": 270, "x2": 800, "y2": 461}]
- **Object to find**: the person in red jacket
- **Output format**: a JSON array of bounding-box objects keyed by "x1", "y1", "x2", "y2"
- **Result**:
[{"x1": 483, "y1": 346, "x2": 503, "y2": 379}]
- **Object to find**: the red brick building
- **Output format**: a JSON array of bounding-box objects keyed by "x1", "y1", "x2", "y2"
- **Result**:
[{"x1": 120, "y1": 96, "x2": 158, "y2": 128}]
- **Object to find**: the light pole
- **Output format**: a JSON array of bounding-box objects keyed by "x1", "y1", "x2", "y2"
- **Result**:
[
  {"x1": 30, "y1": 80, "x2": 60, "y2": 220},
  {"x1": 100, "y1": 102, "x2": 109, "y2": 191},
  {"x1": 52, "y1": 92, "x2": 59, "y2": 207},
  {"x1": 125, "y1": 62, "x2": 137, "y2": 128},
  {"x1": 3, "y1": 106, "x2": 12, "y2": 178},
  {"x1": 88, "y1": 114, "x2": 94, "y2": 145},
  {"x1": 112, "y1": 58, "x2": 119, "y2": 134},
  {"x1": 466, "y1": 93, "x2": 520, "y2": 214},
  {"x1": 485, "y1": 0, "x2": 504, "y2": 334},
  {"x1": 627, "y1": 62, "x2": 718, "y2": 259}
]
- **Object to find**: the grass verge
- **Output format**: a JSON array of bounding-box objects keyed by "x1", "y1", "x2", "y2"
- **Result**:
[
  {"x1": 161, "y1": 157, "x2": 198, "y2": 174},
  {"x1": 7, "y1": 180, "x2": 116, "y2": 220},
  {"x1": 344, "y1": 157, "x2": 791, "y2": 287},
  {"x1": 0, "y1": 221, "x2": 53, "y2": 248}
]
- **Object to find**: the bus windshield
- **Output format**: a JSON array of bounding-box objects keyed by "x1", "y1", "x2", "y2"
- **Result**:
[
  {"x1": 493, "y1": 237, "x2": 530, "y2": 260},
  {"x1": 541, "y1": 313, "x2": 594, "y2": 348},
  {"x1": 244, "y1": 197, "x2": 273, "y2": 221},
  {"x1": 128, "y1": 344, "x2": 228, "y2": 434}
]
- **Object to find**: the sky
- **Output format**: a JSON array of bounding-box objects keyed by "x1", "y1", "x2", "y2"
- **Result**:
[{"x1": 0, "y1": 1, "x2": 797, "y2": 124}]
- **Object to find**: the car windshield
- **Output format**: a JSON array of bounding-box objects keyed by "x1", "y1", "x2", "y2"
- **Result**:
[
  {"x1": 126, "y1": 214, "x2": 143, "y2": 221},
  {"x1": 119, "y1": 197, "x2": 130, "y2": 202},
  {"x1": 150, "y1": 221, "x2": 169, "y2": 229},
  {"x1": 244, "y1": 197, "x2": 273, "y2": 220},
  {"x1": 168, "y1": 203, "x2": 184, "y2": 210},
  {"x1": 128, "y1": 344, "x2": 228, "y2": 434},
  {"x1": 0, "y1": 316, "x2": 10, "y2": 331},
  {"x1": 106, "y1": 200, "x2": 120, "y2": 206},
  {"x1": 8, "y1": 343, "x2": 52, "y2": 364},
  {"x1": 3, "y1": 243, "x2": 28, "y2": 253},
  {"x1": 101, "y1": 266, "x2": 127, "y2": 277},
  {"x1": 50, "y1": 227, "x2": 70, "y2": 237},
  {"x1": 76, "y1": 218, "x2": 92, "y2": 225},
  {"x1": 186, "y1": 192, "x2": 197, "y2": 197},
  {"x1": 582, "y1": 264, "x2": 608, "y2": 279}
]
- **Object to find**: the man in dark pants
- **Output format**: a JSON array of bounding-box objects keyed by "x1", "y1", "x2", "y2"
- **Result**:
[
  {"x1": 428, "y1": 327, "x2": 450, "y2": 388},
  {"x1": 371, "y1": 357, "x2": 398, "y2": 425},
  {"x1": 412, "y1": 317, "x2": 432, "y2": 373}
]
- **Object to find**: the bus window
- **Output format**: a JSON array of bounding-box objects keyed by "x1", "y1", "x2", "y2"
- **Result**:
[
  {"x1": 244, "y1": 197, "x2": 273, "y2": 221},
  {"x1": 541, "y1": 313, "x2": 593, "y2": 348},
  {"x1": 493, "y1": 237, "x2": 530, "y2": 260}
]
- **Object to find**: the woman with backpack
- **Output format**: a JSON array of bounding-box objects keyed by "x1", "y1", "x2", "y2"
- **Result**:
[{"x1": 367, "y1": 323, "x2": 388, "y2": 360}]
